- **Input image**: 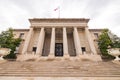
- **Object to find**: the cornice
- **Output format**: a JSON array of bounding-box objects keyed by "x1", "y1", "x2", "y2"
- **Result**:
[
  {"x1": 29, "y1": 18, "x2": 90, "y2": 23},
  {"x1": 13, "y1": 29, "x2": 29, "y2": 31},
  {"x1": 89, "y1": 29, "x2": 104, "y2": 31}
]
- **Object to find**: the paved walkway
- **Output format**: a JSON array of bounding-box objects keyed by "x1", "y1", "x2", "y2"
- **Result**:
[{"x1": 0, "y1": 77, "x2": 120, "y2": 80}]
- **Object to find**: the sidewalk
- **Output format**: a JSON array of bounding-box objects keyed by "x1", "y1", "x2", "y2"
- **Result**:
[{"x1": 0, "y1": 77, "x2": 120, "y2": 80}]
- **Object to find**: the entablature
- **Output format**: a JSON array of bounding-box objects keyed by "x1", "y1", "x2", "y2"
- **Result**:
[
  {"x1": 31, "y1": 23, "x2": 87, "y2": 28},
  {"x1": 29, "y1": 18, "x2": 89, "y2": 28}
]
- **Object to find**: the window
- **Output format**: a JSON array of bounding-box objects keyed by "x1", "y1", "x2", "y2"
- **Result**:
[
  {"x1": 19, "y1": 33, "x2": 24, "y2": 38},
  {"x1": 32, "y1": 47, "x2": 37, "y2": 52},
  {"x1": 81, "y1": 47, "x2": 86, "y2": 54},
  {"x1": 94, "y1": 33, "x2": 99, "y2": 38},
  {"x1": 81, "y1": 47, "x2": 86, "y2": 52}
]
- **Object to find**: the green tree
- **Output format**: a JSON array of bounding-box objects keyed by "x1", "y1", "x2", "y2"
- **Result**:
[
  {"x1": 0, "y1": 28, "x2": 21, "y2": 59},
  {"x1": 98, "y1": 29, "x2": 112, "y2": 57},
  {"x1": 112, "y1": 41, "x2": 120, "y2": 48},
  {"x1": 108, "y1": 31, "x2": 120, "y2": 48}
]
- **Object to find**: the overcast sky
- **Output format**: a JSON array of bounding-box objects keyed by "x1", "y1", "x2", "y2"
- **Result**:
[{"x1": 0, "y1": 0, "x2": 120, "y2": 37}]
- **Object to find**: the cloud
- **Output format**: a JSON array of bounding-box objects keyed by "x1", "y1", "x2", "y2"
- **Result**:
[
  {"x1": 0, "y1": 0, "x2": 120, "y2": 37},
  {"x1": 88, "y1": 0, "x2": 120, "y2": 37}
]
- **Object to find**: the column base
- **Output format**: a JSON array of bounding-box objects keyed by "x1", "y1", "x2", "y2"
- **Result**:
[
  {"x1": 76, "y1": 53, "x2": 82, "y2": 57},
  {"x1": 63, "y1": 54, "x2": 70, "y2": 60},
  {"x1": 48, "y1": 54, "x2": 55, "y2": 59},
  {"x1": 75, "y1": 54, "x2": 82, "y2": 60},
  {"x1": 35, "y1": 53, "x2": 42, "y2": 56}
]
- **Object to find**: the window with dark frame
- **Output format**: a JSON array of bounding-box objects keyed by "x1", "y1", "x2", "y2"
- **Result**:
[
  {"x1": 19, "y1": 33, "x2": 24, "y2": 38},
  {"x1": 81, "y1": 47, "x2": 86, "y2": 52},
  {"x1": 94, "y1": 33, "x2": 99, "y2": 38},
  {"x1": 32, "y1": 47, "x2": 37, "y2": 52},
  {"x1": 81, "y1": 47, "x2": 86, "y2": 54}
]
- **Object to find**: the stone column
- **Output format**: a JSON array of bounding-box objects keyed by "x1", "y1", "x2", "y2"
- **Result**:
[
  {"x1": 85, "y1": 27, "x2": 97, "y2": 54},
  {"x1": 63, "y1": 27, "x2": 69, "y2": 57},
  {"x1": 49, "y1": 28, "x2": 55, "y2": 58},
  {"x1": 73, "y1": 27, "x2": 82, "y2": 56},
  {"x1": 22, "y1": 28, "x2": 33, "y2": 54},
  {"x1": 36, "y1": 28, "x2": 45, "y2": 55}
]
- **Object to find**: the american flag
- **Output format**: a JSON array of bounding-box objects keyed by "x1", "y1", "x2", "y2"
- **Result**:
[{"x1": 54, "y1": 7, "x2": 60, "y2": 11}]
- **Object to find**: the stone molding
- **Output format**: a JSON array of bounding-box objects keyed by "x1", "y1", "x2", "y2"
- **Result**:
[
  {"x1": 29, "y1": 18, "x2": 89, "y2": 28},
  {"x1": 31, "y1": 23, "x2": 87, "y2": 28},
  {"x1": 29, "y1": 18, "x2": 89, "y2": 23}
]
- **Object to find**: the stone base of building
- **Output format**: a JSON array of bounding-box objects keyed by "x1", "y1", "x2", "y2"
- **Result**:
[{"x1": 16, "y1": 54, "x2": 102, "y2": 62}]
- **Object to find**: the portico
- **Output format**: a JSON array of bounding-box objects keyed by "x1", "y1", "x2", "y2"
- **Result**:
[{"x1": 21, "y1": 18, "x2": 98, "y2": 58}]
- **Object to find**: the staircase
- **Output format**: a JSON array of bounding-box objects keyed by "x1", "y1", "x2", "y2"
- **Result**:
[{"x1": 0, "y1": 59, "x2": 120, "y2": 77}]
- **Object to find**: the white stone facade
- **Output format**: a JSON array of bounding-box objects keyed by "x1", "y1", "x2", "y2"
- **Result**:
[{"x1": 13, "y1": 18, "x2": 102, "y2": 58}]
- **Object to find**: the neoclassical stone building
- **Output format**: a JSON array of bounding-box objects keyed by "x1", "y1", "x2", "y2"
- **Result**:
[{"x1": 13, "y1": 18, "x2": 102, "y2": 59}]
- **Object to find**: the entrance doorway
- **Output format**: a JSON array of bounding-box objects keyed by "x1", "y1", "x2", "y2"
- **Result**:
[{"x1": 55, "y1": 43, "x2": 63, "y2": 56}]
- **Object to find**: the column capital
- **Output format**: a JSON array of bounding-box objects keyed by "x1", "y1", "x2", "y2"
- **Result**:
[
  {"x1": 52, "y1": 27, "x2": 55, "y2": 29},
  {"x1": 74, "y1": 27, "x2": 77, "y2": 30}
]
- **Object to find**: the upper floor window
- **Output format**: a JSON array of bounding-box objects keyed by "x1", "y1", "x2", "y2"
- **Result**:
[
  {"x1": 94, "y1": 33, "x2": 99, "y2": 38},
  {"x1": 19, "y1": 33, "x2": 24, "y2": 38}
]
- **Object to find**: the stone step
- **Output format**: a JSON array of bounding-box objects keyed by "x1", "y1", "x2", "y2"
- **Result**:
[
  {"x1": 0, "y1": 73, "x2": 120, "y2": 77},
  {"x1": 0, "y1": 70, "x2": 120, "y2": 75},
  {"x1": 1, "y1": 69, "x2": 120, "y2": 73},
  {"x1": 1, "y1": 68, "x2": 120, "y2": 71},
  {"x1": 0, "y1": 61, "x2": 120, "y2": 77}
]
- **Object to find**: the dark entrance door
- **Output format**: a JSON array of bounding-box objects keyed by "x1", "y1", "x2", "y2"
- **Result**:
[{"x1": 55, "y1": 43, "x2": 63, "y2": 56}]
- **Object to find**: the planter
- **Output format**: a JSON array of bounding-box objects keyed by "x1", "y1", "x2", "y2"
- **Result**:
[
  {"x1": 0, "y1": 48, "x2": 11, "y2": 60},
  {"x1": 107, "y1": 48, "x2": 120, "y2": 60}
]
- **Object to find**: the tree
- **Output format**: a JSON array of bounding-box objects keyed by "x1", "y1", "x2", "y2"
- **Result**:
[
  {"x1": 108, "y1": 31, "x2": 120, "y2": 48},
  {"x1": 111, "y1": 41, "x2": 120, "y2": 48},
  {"x1": 0, "y1": 28, "x2": 21, "y2": 59},
  {"x1": 98, "y1": 29, "x2": 112, "y2": 57}
]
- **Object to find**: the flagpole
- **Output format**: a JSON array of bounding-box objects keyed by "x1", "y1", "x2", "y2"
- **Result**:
[
  {"x1": 58, "y1": 6, "x2": 60, "y2": 18},
  {"x1": 54, "y1": 6, "x2": 60, "y2": 18}
]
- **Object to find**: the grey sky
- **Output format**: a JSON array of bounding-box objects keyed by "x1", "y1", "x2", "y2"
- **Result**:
[{"x1": 0, "y1": 0, "x2": 120, "y2": 37}]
